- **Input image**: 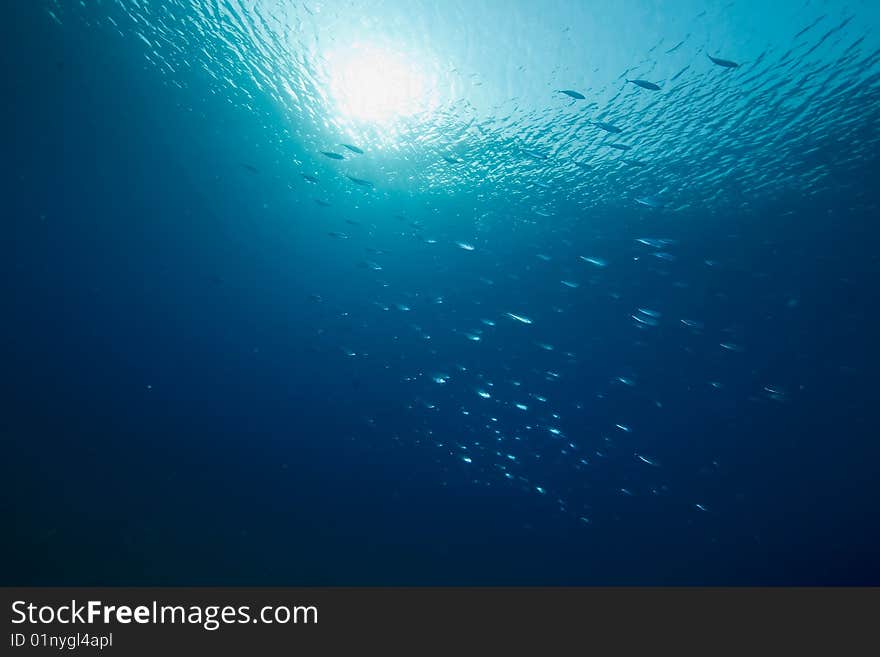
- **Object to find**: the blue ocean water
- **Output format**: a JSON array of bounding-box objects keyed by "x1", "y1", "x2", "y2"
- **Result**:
[{"x1": 2, "y1": 0, "x2": 879, "y2": 584}]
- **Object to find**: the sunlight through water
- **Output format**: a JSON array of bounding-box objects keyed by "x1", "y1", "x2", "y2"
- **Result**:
[
  {"x1": 322, "y1": 42, "x2": 439, "y2": 145},
  {"x1": 39, "y1": 0, "x2": 880, "y2": 563}
]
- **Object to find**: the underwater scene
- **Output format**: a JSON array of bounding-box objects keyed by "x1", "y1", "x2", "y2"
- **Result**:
[{"x1": 3, "y1": 0, "x2": 879, "y2": 584}]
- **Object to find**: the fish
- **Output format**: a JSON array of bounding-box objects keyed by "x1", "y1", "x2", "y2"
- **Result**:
[
  {"x1": 442, "y1": 154, "x2": 462, "y2": 164},
  {"x1": 636, "y1": 238, "x2": 675, "y2": 248},
  {"x1": 626, "y1": 79, "x2": 661, "y2": 90},
  {"x1": 665, "y1": 39, "x2": 686, "y2": 54},
  {"x1": 341, "y1": 143, "x2": 364, "y2": 154},
  {"x1": 314, "y1": 199, "x2": 332, "y2": 207},
  {"x1": 707, "y1": 54, "x2": 739, "y2": 68},
  {"x1": 635, "y1": 195, "x2": 664, "y2": 208},
  {"x1": 593, "y1": 121, "x2": 622, "y2": 133},
  {"x1": 631, "y1": 313, "x2": 658, "y2": 326},
  {"x1": 505, "y1": 312, "x2": 533, "y2": 325},
  {"x1": 635, "y1": 187, "x2": 669, "y2": 208},
  {"x1": 301, "y1": 173, "x2": 319, "y2": 184},
  {"x1": 320, "y1": 151, "x2": 345, "y2": 160},
  {"x1": 346, "y1": 175, "x2": 375, "y2": 188},
  {"x1": 607, "y1": 143, "x2": 632, "y2": 151},
  {"x1": 239, "y1": 163, "x2": 259, "y2": 173},
  {"x1": 327, "y1": 231, "x2": 349, "y2": 239},
  {"x1": 559, "y1": 89, "x2": 585, "y2": 100}
]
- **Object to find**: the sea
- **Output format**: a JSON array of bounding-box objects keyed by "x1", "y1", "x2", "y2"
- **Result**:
[{"x1": 3, "y1": 0, "x2": 879, "y2": 585}]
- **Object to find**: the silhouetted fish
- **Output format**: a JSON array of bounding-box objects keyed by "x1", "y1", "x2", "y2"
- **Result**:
[
  {"x1": 635, "y1": 194, "x2": 663, "y2": 208},
  {"x1": 635, "y1": 187, "x2": 668, "y2": 208},
  {"x1": 593, "y1": 121, "x2": 622, "y2": 133},
  {"x1": 559, "y1": 89, "x2": 586, "y2": 100},
  {"x1": 240, "y1": 163, "x2": 259, "y2": 173},
  {"x1": 607, "y1": 143, "x2": 632, "y2": 151},
  {"x1": 321, "y1": 151, "x2": 345, "y2": 160},
  {"x1": 346, "y1": 175, "x2": 374, "y2": 188},
  {"x1": 665, "y1": 39, "x2": 686, "y2": 54},
  {"x1": 707, "y1": 54, "x2": 739, "y2": 68},
  {"x1": 342, "y1": 143, "x2": 364, "y2": 154},
  {"x1": 301, "y1": 173, "x2": 319, "y2": 184},
  {"x1": 627, "y1": 79, "x2": 661, "y2": 90},
  {"x1": 442, "y1": 154, "x2": 462, "y2": 164},
  {"x1": 314, "y1": 199, "x2": 332, "y2": 207}
]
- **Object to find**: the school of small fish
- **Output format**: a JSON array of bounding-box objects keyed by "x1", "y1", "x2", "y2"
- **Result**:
[{"x1": 53, "y1": 0, "x2": 879, "y2": 528}]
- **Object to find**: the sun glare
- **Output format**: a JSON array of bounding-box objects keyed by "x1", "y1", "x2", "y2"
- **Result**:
[{"x1": 325, "y1": 43, "x2": 436, "y2": 127}]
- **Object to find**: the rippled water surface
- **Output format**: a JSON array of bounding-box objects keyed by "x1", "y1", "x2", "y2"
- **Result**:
[
  {"x1": 5, "y1": 0, "x2": 880, "y2": 583},
  {"x1": 50, "y1": 0, "x2": 880, "y2": 208}
]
